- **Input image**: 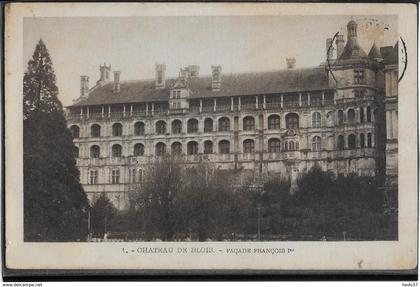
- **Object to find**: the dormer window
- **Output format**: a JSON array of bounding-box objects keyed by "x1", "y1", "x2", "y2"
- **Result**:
[
  {"x1": 353, "y1": 89, "x2": 367, "y2": 97},
  {"x1": 172, "y1": 90, "x2": 181, "y2": 99},
  {"x1": 354, "y1": 69, "x2": 365, "y2": 84},
  {"x1": 157, "y1": 70, "x2": 163, "y2": 84},
  {"x1": 352, "y1": 47, "x2": 359, "y2": 56}
]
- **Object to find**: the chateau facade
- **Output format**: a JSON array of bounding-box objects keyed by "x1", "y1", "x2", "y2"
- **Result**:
[{"x1": 66, "y1": 20, "x2": 398, "y2": 210}]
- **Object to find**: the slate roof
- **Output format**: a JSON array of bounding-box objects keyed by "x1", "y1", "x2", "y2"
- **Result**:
[
  {"x1": 338, "y1": 37, "x2": 368, "y2": 60},
  {"x1": 69, "y1": 67, "x2": 331, "y2": 107},
  {"x1": 382, "y1": 42, "x2": 398, "y2": 65}
]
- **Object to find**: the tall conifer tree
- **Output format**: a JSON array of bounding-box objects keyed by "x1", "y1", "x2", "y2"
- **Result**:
[{"x1": 23, "y1": 39, "x2": 89, "y2": 241}]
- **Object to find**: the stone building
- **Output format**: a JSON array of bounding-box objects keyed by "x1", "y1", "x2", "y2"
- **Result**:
[{"x1": 66, "y1": 20, "x2": 398, "y2": 209}]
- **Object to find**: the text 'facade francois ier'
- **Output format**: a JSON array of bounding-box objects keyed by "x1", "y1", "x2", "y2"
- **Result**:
[{"x1": 66, "y1": 20, "x2": 399, "y2": 210}]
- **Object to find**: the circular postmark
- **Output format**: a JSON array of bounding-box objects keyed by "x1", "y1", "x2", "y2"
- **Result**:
[{"x1": 326, "y1": 17, "x2": 404, "y2": 83}]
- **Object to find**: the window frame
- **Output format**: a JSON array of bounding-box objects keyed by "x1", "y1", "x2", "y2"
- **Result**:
[
  {"x1": 243, "y1": 139, "x2": 255, "y2": 153},
  {"x1": 268, "y1": 138, "x2": 281, "y2": 153},
  {"x1": 112, "y1": 123, "x2": 123, "y2": 137},
  {"x1": 219, "y1": 140, "x2": 230, "y2": 154},
  {"x1": 285, "y1": 113, "x2": 299, "y2": 130},
  {"x1": 218, "y1": 117, "x2": 230, "y2": 132},
  {"x1": 172, "y1": 120, "x2": 182, "y2": 134},
  {"x1": 312, "y1": 112, "x2": 322, "y2": 128},
  {"x1": 204, "y1": 140, "x2": 213, "y2": 154},
  {"x1": 243, "y1": 116, "x2": 255, "y2": 131},
  {"x1": 91, "y1": 124, "x2": 101, "y2": 137},
  {"x1": 187, "y1": 119, "x2": 199, "y2": 133},
  {"x1": 187, "y1": 141, "x2": 199, "y2": 155},
  {"x1": 133, "y1": 143, "x2": 144, "y2": 156},
  {"x1": 268, "y1": 115, "x2": 280, "y2": 130},
  {"x1": 312, "y1": 136, "x2": 322, "y2": 151},
  {"x1": 155, "y1": 142, "x2": 166, "y2": 156},
  {"x1": 204, "y1": 118, "x2": 213, "y2": 132},
  {"x1": 348, "y1": 134, "x2": 356, "y2": 149},
  {"x1": 111, "y1": 169, "x2": 120, "y2": 184},
  {"x1": 90, "y1": 145, "x2": 100, "y2": 158},
  {"x1": 134, "y1": 122, "x2": 145, "y2": 136},
  {"x1": 89, "y1": 170, "x2": 98, "y2": 185},
  {"x1": 112, "y1": 144, "x2": 122, "y2": 158},
  {"x1": 156, "y1": 120, "x2": 167, "y2": 135}
]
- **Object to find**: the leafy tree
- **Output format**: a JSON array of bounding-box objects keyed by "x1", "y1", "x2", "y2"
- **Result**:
[
  {"x1": 23, "y1": 39, "x2": 89, "y2": 241},
  {"x1": 90, "y1": 193, "x2": 117, "y2": 238}
]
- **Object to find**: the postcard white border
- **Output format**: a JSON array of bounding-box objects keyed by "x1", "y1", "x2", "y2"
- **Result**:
[{"x1": 4, "y1": 2, "x2": 418, "y2": 270}]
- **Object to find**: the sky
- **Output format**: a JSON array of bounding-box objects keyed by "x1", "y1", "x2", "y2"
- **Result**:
[{"x1": 23, "y1": 15, "x2": 398, "y2": 106}]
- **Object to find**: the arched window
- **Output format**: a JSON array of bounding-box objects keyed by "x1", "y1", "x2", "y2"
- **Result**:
[
  {"x1": 268, "y1": 138, "x2": 281, "y2": 153},
  {"x1": 284, "y1": 141, "x2": 288, "y2": 151},
  {"x1": 367, "y1": 133, "x2": 373, "y2": 147},
  {"x1": 312, "y1": 112, "x2": 321, "y2": 128},
  {"x1": 187, "y1": 141, "x2": 199, "y2": 155},
  {"x1": 112, "y1": 123, "x2": 123, "y2": 136},
  {"x1": 312, "y1": 136, "x2": 322, "y2": 151},
  {"x1": 219, "y1": 140, "x2": 230, "y2": 154},
  {"x1": 73, "y1": 146, "x2": 79, "y2": 158},
  {"x1": 360, "y1": 107, "x2": 364, "y2": 123},
  {"x1": 337, "y1": 135, "x2": 345, "y2": 150},
  {"x1": 219, "y1": 117, "x2": 230, "y2": 132},
  {"x1": 326, "y1": 111, "x2": 334, "y2": 126},
  {"x1": 156, "y1": 120, "x2": 166, "y2": 135},
  {"x1": 348, "y1": 134, "x2": 356, "y2": 149},
  {"x1": 171, "y1": 142, "x2": 182, "y2": 155},
  {"x1": 91, "y1": 124, "x2": 101, "y2": 137},
  {"x1": 172, "y1": 120, "x2": 182, "y2": 134},
  {"x1": 204, "y1": 118, "x2": 213, "y2": 132},
  {"x1": 155, "y1": 142, "x2": 166, "y2": 156},
  {"x1": 187, "y1": 119, "x2": 199, "y2": 133},
  {"x1": 134, "y1": 122, "x2": 145, "y2": 136},
  {"x1": 243, "y1": 139, "x2": 255, "y2": 153},
  {"x1": 112, "y1": 144, "x2": 122, "y2": 157},
  {"x1": 204, "y1": 141, "x2": 213, "y2": 154},
  {"x1": 347, "y1": 109, "x2": 356, "y2": 123},
  {"x1": 70, "y1": 125, "x2": 80, "y2": 139},
  {"x1": 243, "y1": 116, "x2": 255, "y2": 131},
  {"x1": 90, "y1": 145, "x2": 100, "y2": 158},
  {"x1": 285, "y1": 113, "x2": 299, "y2": 129},
  {"x1": 367, "y1": 106, "x2": 372, "y2": 122},
  {"x1": 133, "y1": 143, "x2": 144, "y2": 156},
  {"x1": 360, "y1": 133, "x2": 365, "y2": 148},
  {"x1": 338, "y1": 110, "x2": 344, "y2": 125},
  {"x1": 289, "y1": 141, "x2": 295, "y2": 151},
  {"x1": 268, "y1": 115, "x2": 280, "y2": 130}
]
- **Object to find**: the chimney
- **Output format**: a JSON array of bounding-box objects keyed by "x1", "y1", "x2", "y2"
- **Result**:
[
  {"x1": 99, "y1": 63, "x2": 111, "y2": 82},
  {"x1": 326, "y1": 38, "x2": 334, "y2": 60},
  {"x1": 80, "y1": 76, "x2": 89, "y2": 98},
  {"x1": 155, "y1": 64, "x2": 166, "y2": 89},
  {"x1": 286, "y1": 58, "x2": 296, "y2": 69},
  {"x1": 179, "y1": 68, "x2": 189, "y2": 80},
  {"x1": 187, "y1": 65, "x2": 200, "y2": 77},
  {"x1": 211, "y1": 65, "x2": 221, "y2": 91},
  {"x1": 336, "y1": 34, "x2": 345, "y2": 59},
  {"x1": 113, "y1": 71, "x2": 121, "y2": 93}
]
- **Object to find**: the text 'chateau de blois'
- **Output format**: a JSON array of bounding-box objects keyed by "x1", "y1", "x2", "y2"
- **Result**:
[{"x1": 66, "y1": 20, "x2": 399, "y2": 210}]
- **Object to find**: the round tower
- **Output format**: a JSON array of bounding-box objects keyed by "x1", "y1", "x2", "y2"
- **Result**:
[{"x1": 347, "y1": 19, "x2": 357, "y2": 38}]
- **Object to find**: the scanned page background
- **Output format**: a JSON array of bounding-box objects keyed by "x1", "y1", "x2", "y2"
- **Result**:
[{"x1": 5, "y1": 3, "x2": 418, "y2": 270}]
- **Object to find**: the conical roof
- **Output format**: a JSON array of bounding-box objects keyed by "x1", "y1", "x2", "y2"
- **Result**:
[
  {"x1": 338, "y1": 37, "x2": 367, "y2": 60},
  {"x1": 368, "y1": 42, "x2": 383, "y2": 60}
]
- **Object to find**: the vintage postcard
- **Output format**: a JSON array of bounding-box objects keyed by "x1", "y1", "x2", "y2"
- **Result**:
[{"x1": 3, "y1": 2, "x2": 418, "y2": 273}]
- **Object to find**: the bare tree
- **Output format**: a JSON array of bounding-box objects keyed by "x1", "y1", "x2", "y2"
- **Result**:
[{"x1": 132, "y1": 155, "x2": 184, "y2": 241}]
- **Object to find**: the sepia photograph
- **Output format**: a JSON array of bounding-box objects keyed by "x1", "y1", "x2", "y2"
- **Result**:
[{"x1": 4, "y1": 2, "x2": 417, "y2": 273}]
